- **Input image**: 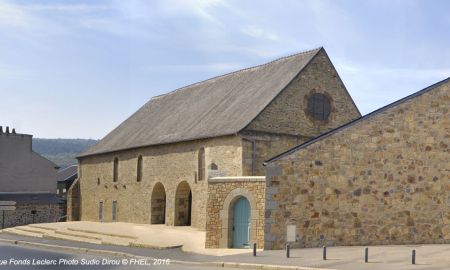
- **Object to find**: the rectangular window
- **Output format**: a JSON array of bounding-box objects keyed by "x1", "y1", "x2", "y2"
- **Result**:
[
  {"x1": 198, "y1": 148, "x2": 205, "y2": 180},
  {"x1": 137, "y1": 155, "x2": 143, "y2": 182},
  {"x1": 112, "y1": 201, "x2": 117, "y2": 222},
  {"x1": 99, "y1": 201, "x2": 103, "y2": 222},
  {"x1": 113, "y1": 158, "x2": 119, "y2": 182}
]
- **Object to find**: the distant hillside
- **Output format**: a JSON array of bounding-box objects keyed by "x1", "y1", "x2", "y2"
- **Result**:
[{"x1": 32, "y1": 138, "x2": 98, "y2": 168}]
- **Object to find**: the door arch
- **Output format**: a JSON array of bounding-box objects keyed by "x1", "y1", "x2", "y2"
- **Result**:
[
  {"x1": 219, "y1": 188, "x2": 257, "y2": 248},
  {"x1": 151, "y1": 182, "x2": 166, "y2": 224},
  {"x1": 231, "y1": 196, "x2": 251, "y2": 248},
  {"x1": 175, "y1": 181, "x2": 192, "y2": 226}
]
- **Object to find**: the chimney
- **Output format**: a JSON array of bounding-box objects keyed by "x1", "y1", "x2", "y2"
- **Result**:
[
  {"x1": 0, "y1": 126, "x2": 2, "y2": 134},
  {"x1": 12, "y1": 128, "x2": 16, "y2": 134},
  {"x1": 5, "y1": 126, "x2": 9, "y2": 134}
]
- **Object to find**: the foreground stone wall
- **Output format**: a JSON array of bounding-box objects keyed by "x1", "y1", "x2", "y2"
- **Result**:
[
  {"x1": 265, "y1": 81, "x2": 449, "y2": 249},
  {"x1": 78, "y1": 135, "x2": 243, "y2": 230},
  {"x1": 0, "y1": 203, "x2": 65, "y2": 229},
  {"x1": 206, "y1": 177, "x2": 265, "y2": 248}
]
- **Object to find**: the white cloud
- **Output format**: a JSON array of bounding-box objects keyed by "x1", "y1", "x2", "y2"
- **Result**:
[
  {"x1": 336, "y1": 60, "x2": 450, "y2": 115},
  {"x1": 140, "y1": 62, "x2": 243, "y2": 72},
  {"x1": 338, "y1": 62, "x2": 450, "y2": 82},
  {"x1": 241, "y1": 25, "x2": 279, "y2": 41},
  {"x1": 0, "y1": 66, "x2": 33, "y2": 80},
  {"x1": 0, "y1": 1, "x2": 31, "y2": 27},
  {"x1": 162, "y1": 0, "x2": 226, "y2": 26},
  {"x1": 23, "y1": 4, "x2": 109, "y2": 13}
]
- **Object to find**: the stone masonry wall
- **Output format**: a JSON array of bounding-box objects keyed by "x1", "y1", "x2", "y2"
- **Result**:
[
  {"x1": 0, "y1": 203, "x2": 65, "y2": 229},
  {"x1": 264, "y1": 81, "x2": 449, "y2": 249},
  {"x1": 78, "y1": 135, "x2": 243, "y2": 230},
  {"x1": 67, "y1": 178, "x2": 80, "y2": 221},
  {"x1": 206, "y1": 177, "x2": 265, "y2": 249},
  {"x1": 241, "y1": 132, "x2": 306, "y2": 176}
]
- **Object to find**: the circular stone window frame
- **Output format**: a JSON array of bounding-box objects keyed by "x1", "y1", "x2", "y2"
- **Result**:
[{"x1": 303, "y1": 90, "x2": 335, "y2": 124}]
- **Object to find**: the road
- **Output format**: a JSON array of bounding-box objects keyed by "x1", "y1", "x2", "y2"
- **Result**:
[
  {"x1": 0, "y1": 243, "x2": 227, "y2": 270},
  {"x1": 3, "y1": 231, "x2": 450, "y2": 270}
]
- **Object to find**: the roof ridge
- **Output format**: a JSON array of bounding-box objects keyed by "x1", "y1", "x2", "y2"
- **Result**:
[
  {"x1": 264, "y1": 76, "x2": 450, "y2": 164},
  {"x1": 151, "y1": 47, "x2": 323, "y2": 100},
  {"x1": 57, "y1": 165, "x2": 77, "y2": 172}
]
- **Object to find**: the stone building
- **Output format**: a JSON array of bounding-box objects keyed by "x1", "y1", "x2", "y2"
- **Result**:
[
  {"x1": 0, "y1": 127, "x2": 64, "y2": 229},
  {"x1": 71, "y1": 47, "x2": 360, "y2": 248},
  {"x1": 264, "y1": 78, "x2": 449, "y2": 249}
]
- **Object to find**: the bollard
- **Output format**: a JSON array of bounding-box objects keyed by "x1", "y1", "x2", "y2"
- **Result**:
[
  {"x1": 323, "y1": 246, "x2": 327, "y2": 260},
  {"x1": 286, "y1": 244, "x2": 290, "y2": 258},
  {"x1": 253, "y1": 243, "x2": 257, "y2": 257},
  {"x1": 412, "y1": 250, "x2": 416, "y2": 265},
  {"x1": 364, "y1": 247, "x2": 368, "y2": 263}
]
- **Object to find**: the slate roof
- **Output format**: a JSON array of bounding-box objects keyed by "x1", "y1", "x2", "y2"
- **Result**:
[
  {"x1": 264, "y1": 77, "x2": 450, "y2": 165},
  {"x1": 57, "y1": 165, "x2": 78, "y2": 182},
  {"x1": 80, "y1": 48, "x2": 323, "y2": 157},
  {"x1": 0, "y1": 192, "x2": 65, "y2": 204}
]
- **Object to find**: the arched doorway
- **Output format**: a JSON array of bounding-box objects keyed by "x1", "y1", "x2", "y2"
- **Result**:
[
  {"x1": 230, "y1": 196, "x2": 251, "y2": 248},
  {"x1": 151, "y1": 182, "x2": 166, "y2": 224},
  {"x1": 175, "y1": 181, "x2": 192, "y2": 226}
]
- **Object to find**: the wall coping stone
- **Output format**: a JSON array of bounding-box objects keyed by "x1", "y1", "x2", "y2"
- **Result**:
[{"x1": 208, "y1": 176, "x2": 266, "y2": 183}]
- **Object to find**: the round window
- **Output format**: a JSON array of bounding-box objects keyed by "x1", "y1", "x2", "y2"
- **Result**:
[{"x1": 307, "y1": 93, "x2": 331, "y2": 121}]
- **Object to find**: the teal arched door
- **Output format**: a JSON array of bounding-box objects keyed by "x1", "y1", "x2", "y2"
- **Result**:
[{"x1": 232, "y1": 197, "x2": 251, "y2": 248}]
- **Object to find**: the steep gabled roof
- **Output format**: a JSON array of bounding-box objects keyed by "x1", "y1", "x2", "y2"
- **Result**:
[
  {"x1": 79, "y1": 48, "x2": 323, "y2": 157},
  {"x1": 264, "y1": 77, "x2": 450, "y2": 165}
]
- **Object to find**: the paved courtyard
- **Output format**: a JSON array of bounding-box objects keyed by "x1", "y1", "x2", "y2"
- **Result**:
[
  {"x1": 2, "y1": 221, "x2": 253, "y2": 256},
  {"x1": 3, "y1": 223, "x2": 450, "y2": 269}
]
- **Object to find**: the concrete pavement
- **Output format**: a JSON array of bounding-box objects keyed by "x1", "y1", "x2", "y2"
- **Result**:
[{"x1": 3, "y1": 221, "x2": 253, "y2": 256}]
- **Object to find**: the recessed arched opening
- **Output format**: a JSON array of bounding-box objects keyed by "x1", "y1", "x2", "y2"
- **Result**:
[
  {"x1": 229, "y1": 196, "x2": 251, "y2": 248},
  {"x1": 175, "y1": 181, "x2": 192, "y2": 226},
  {"x1": 151, "y1": 182, "x2": 166, "y2": 224}
]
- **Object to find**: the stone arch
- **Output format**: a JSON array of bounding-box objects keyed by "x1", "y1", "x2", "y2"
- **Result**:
[
  {"x1": 175, "y1": 181, "x2": 192, "y2": 226},
  {"x1": 219, "y1": 188, "x2": 258, "y2": 248},
  {"x1": 151, "y1": 182, "x2": 166, "y2": 224}
]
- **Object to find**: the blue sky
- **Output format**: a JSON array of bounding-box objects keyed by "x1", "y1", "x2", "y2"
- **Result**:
[{"x1": 0, "y1": 0, "x2": 449, "y2": 139}]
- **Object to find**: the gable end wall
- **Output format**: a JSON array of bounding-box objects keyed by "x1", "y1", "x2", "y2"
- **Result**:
[{"x1": 245, "y1": 49, "x2": 361, "y2": 138}]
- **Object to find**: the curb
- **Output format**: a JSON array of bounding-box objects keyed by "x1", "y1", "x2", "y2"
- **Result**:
[{"x1": 0, "y1": 238, "x2": 333, "y2": 270}]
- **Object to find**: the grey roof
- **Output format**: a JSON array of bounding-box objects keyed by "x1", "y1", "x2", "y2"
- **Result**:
[
  {"x1": 57, "y1": 165, "x2": 78, "y2": 182},
  {"x1": 264, "y1": 77, "x2": 450, "y2": 164},
  {"x1": 80, "y1": 48, "x2": 322, "y2": 157},
  {"x1": 0, "y1": 192, "x2": 65, "y2": 204}
]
